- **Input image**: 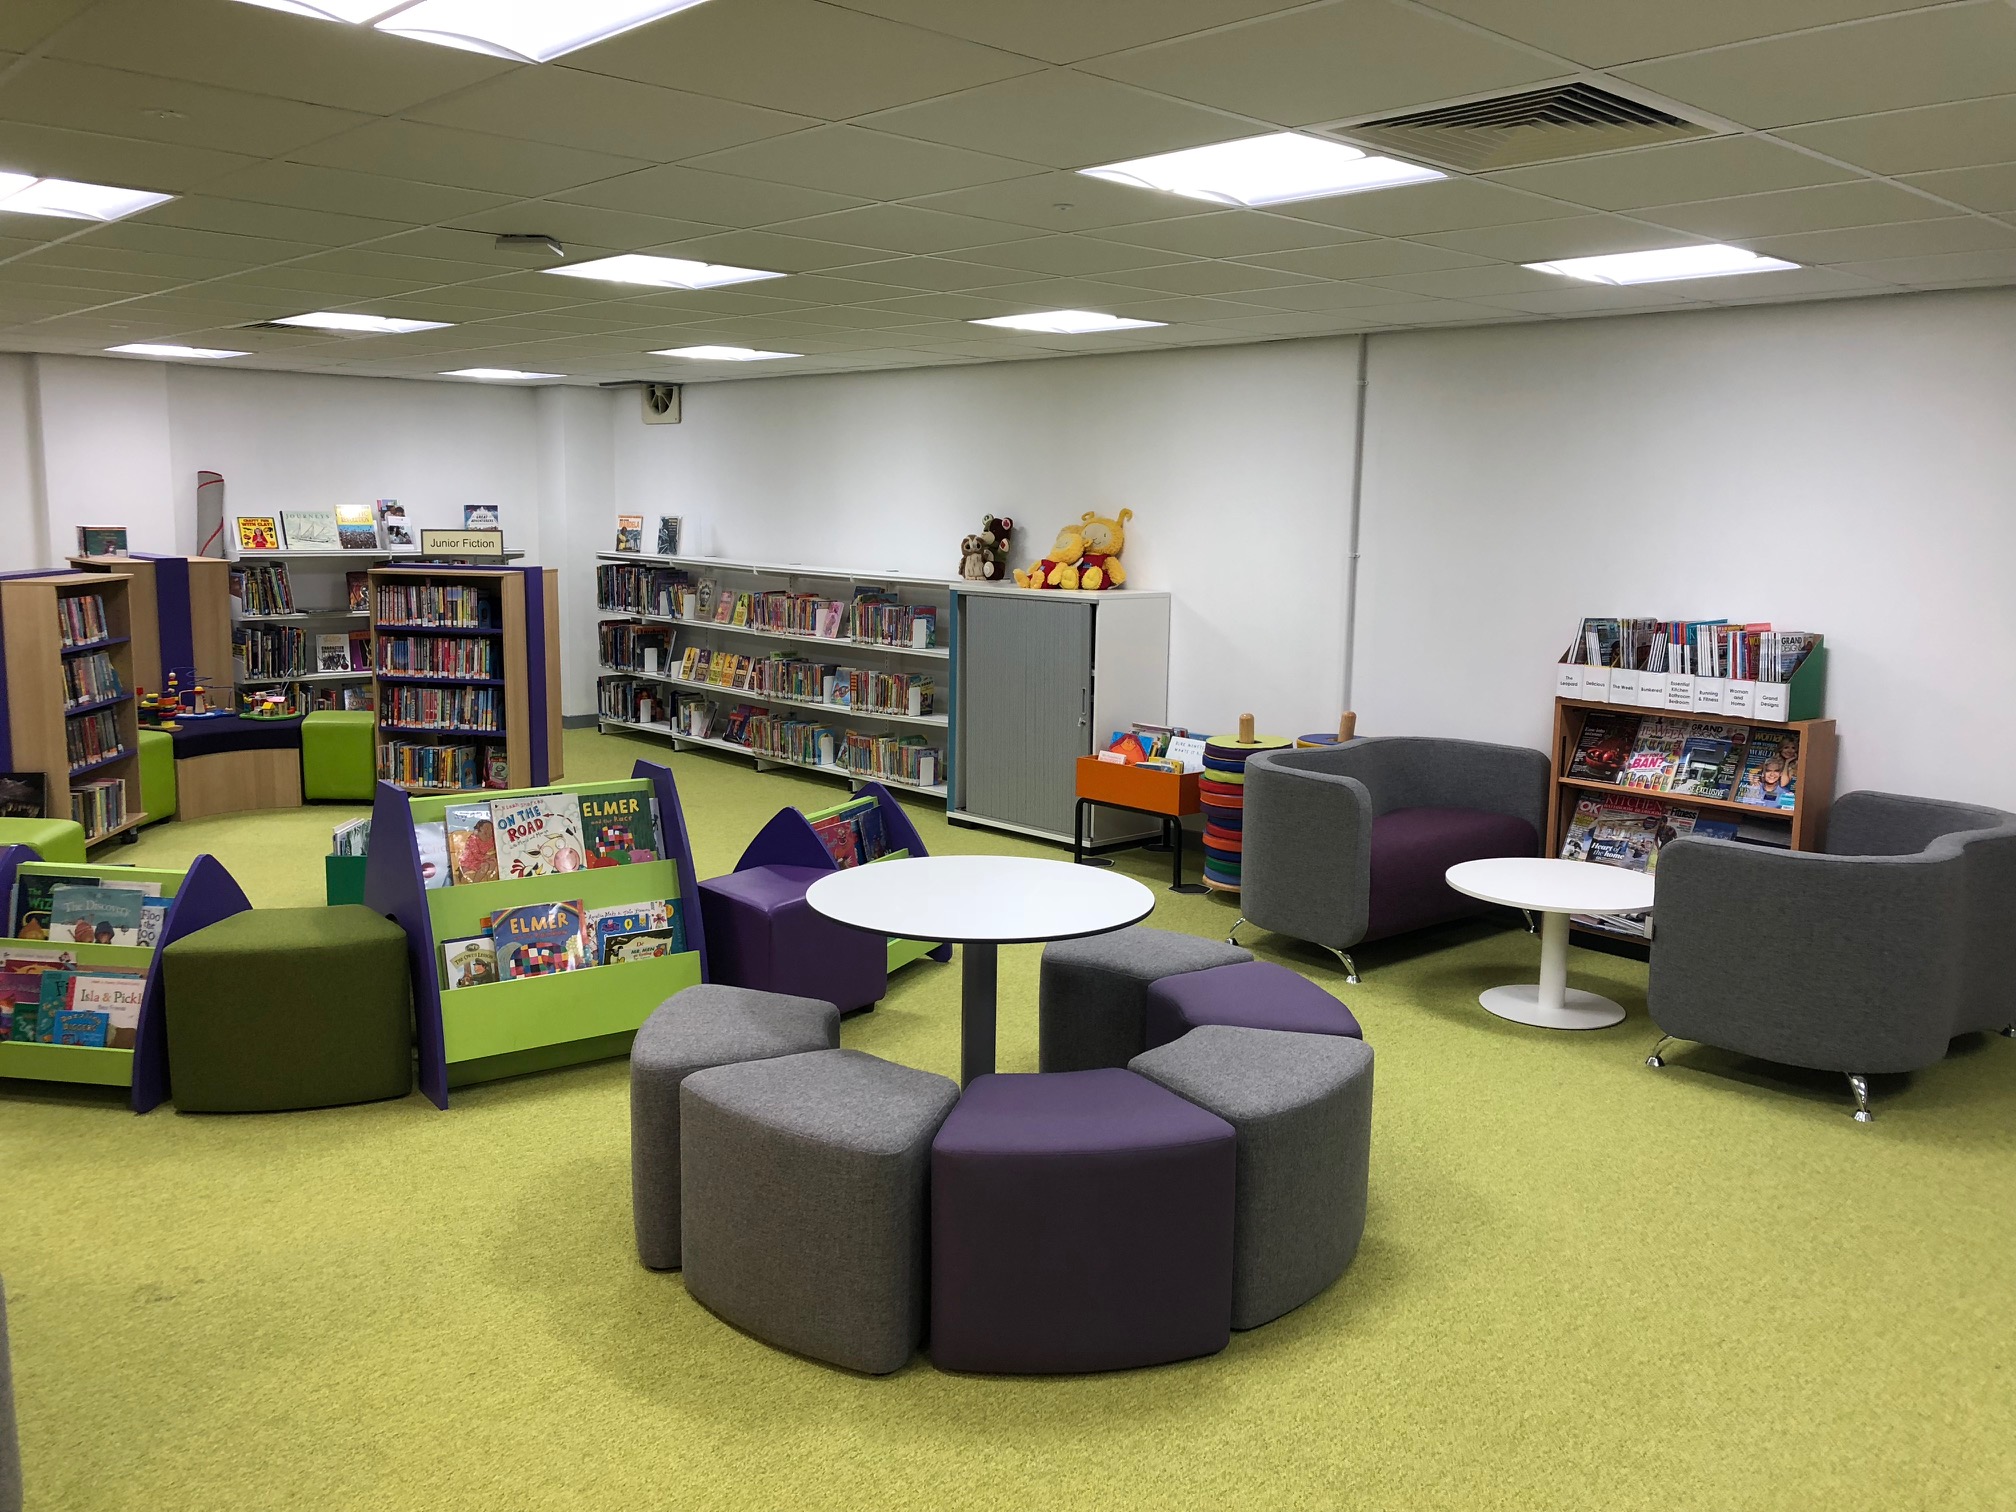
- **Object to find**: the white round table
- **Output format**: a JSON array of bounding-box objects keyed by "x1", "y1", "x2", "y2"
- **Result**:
[
  {"x1": 807, "y1": 855, "x2": 1155, "y2": 1083},
  {"x1": 1444, "y1": 857, "x2": 1655, "y2": 1030}
]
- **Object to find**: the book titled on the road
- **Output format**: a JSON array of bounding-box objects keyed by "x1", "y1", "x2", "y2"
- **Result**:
[{"x1": 491, "y1": 792, "x2": 587, "y2": 879}]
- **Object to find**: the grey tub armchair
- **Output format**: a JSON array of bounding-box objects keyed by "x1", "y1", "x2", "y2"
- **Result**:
[
  {"x1": 1647, "y1": 790, "x2": 2016, "y2": 1120},
  {"x1": 1232, "y1": 736, "x2": 1551, "y2": 979}
]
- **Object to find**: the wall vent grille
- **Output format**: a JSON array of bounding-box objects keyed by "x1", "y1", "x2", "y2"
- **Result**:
[{"x1": 1338, "y1": 83, "x2": 1715, "y2": 173}]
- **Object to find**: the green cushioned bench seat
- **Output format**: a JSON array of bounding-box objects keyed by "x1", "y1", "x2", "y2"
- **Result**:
[
  {"x1": 162, "y1": 905, "x2": 413, "y2": 1112},
  {"x1": 139, "y1": 728, "x2": 176, "y2": 824},
  {"x1": 302, "y1": 711, "x2": 376, "y2": 803},
  {"x1": 0, "y1": 818, "x2": 86, "y2": 863}
]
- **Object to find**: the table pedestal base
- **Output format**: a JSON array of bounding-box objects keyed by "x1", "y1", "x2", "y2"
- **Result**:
[
  {"x1": 1478, "y1": 984, "x2": 1626, "y2": 1031},
  {"x1": 961, "y1": 941, "x2": 997, "y2": 1086}
]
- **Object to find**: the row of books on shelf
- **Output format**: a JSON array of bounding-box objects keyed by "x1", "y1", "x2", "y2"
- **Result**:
[
  {"x1": 1, "y1": 953, "x2": 147, "y2": 1048},
  {"x1": 442, "y1": 896, "x2": 685, "y2": 989},
  {"x1": 56, "y1": 593, "x2": 110, "y2": 648},
  {"x1": 379, "y1": 741, "x2": 500, "y2": 792},
  {"x1": 413, "y1": 786, "x2": 660, "y2": 889},
  {"x1": 378, "y1": 635, "x2": 498, "y2": 679},
  {"x1": 234, "y1": 626, "x2": 371, "y2": 679},
  {"x1": 1558, "y1": 792, "x2": 1790, "y2": 939},
  {"x1": 807, "y1": 795, "x2": 896, "y2": 871},
  {"x1": 375, "y1": 582, "x2": 498, "y2": 629},
  {"x1": 1569, "y1": 713, "x2": 1802, "y2": 809},
  {"x1": 381, "y1": 685, "x2": 501, "y2": 732},
  {"x1": 628, "y1": 645, "x2": 935, "y2": 716},
  {"x1": 597, "y1": 681, "x2": 944, "y2": 787},
  {"x1": 231, "y1": 564, "x2": 372, "y2": 619},
  {"x1": 65, "y1": 710, "x2": 125, "y2": 772},
  {"x1": 612, "y1": 514, "x2": 682, "y2": 556},
  {"x1": 10, "y1": 872, "x2": 167, "y2": 945},
  {"x1": 1558, "y1": 618, "x2": 1821, "y2": 722},
  {"x1": 234, "y1": 502, "x2": 416, "y2": 553},
  {"x1": 595, "y1": 567, "x2": 939, "y2": 648},
  {"x1": 71, "y1": 778, "x2": 129, "y2": 836},
  {"x1": 63, "y1": 651, "x2": 123, "y2": 708},
  {"x1": 245, "y1": 684, "x2": 370, "y2": 716}
]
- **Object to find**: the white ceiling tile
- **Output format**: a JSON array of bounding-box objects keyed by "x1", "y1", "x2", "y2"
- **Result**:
[
  {"x1": 1635, "y1": 180, "x2": 1952, "y2": 239},
  {"x1": 1415, "y1": 0, "x2": 1951, "y2": 69},
  {"x1": 141, "y1": 195, "x2": 405, "y2": 249},
  {"x1": 1898, "y1": 164, "x2": 2016, "y2": 214},
  {"x1": 1830, "y1": 248, "x2": 2016, "y2": 283},
  {"x1": 903, "y1": 171, "x2": 1215, "y2": 232},
  {"x1": 562, "y1": 0, "x2": 1039, "y2": 118},
  {"x1": 289, "y1": 119, "x2": 646, "y2": 198},
  {"x1": 834, "y1": 257, "x2": 1054, "y2": 292},
  {"x1": 951, "y1": 234, "x2": 1187, "y2": 276},
  {"x1": 1197, "y1": 308, "x2": 1393, "y2": 335},
  {"x1": 1415, "y1": 216, "x2": 1712, "y2": 261},
  {"x1": 286, "y1": 248, "x2": 500, "y2": 284},
  {"x1": 1094, "y1": 259, "x2": 1323, "y2": 295},
  {"x1": 1778, "y1": 95, "x2": 2016, "y2": 174},
  {"x1": 1273, "y1": 177, "x2": 1584, "y2": 235},
  {"x1": 951, "y1": 277, "x2": 1181, "y2": 310},
  {"x1": 77, "y1": 221, "x2": 321, "y2": 266},
  {"x1": 762, "y1": 204, "x2": 1045, "y2": 255},
  {"x1": 1224, "y1": 279, "x2": 1440, "y2": 311},
  {"x1": 1235, "y1": 239, "x2": 1496, "y2": 279},
  {"x1": 17, "y1": 243, "x2": 254, "y2": 280},
  {"x1": 409, "y1": 67, "x2": 812, "y2": 165},
  {"x1": 369, "y1": 284, "x2": 592, "y2": 313},
  {"x1": 0, "y1": 119, "x2": 254, "y2": 191},
  {"x1": 1484, "y1": 136, "x2": 1857, "y2": 211},
  {"x1": 649, "y1": 228, "x2": 902, "y2": 272},
  {"x1": 0, "y1": 1, "x2": 96, "y2": 52},
  {"x1": 0, "y1": 267, "x2": 175, "y2": 297},
  {"x1": 1381, "y1": 299, "x2": 1527, "y2": 326},
  {"x1": 1087, "y1": 211, "x2": 1365, "y2": 258},
  {"x1": 1467, "y1": 283, "x2": 1713, "y2": 315},
  {"x1": 555, "y1": 164, "x2": 866, "y2": 225},
  {"x1": 685, "y1": 127, "x2": 1044, "y2": 201},
  {"x1": 1616, "y1": 5, "x2": 2016, "y2": 129},
  {"x1": 826, "y1": 0, "x2": 1308, "y2": 64},
  {"x1": 205, "y1": 267, "x2": 443, "y2": 298},
  {"x1": 856, "y1": 292, "x2": 1044, "y2": 321},
  {"x1": 1355, "y1": 264, "x2": 1575, "y2": 298},
  {"x1": 1749, "y1": 215, "x2": 2016, "y2": 262},
  {"x1": 1083, "y1": 0, "x2": 1562, "y2": 127},
  {"x1": 46, "y1": 0, "x2": 516, "y2": 116},
  {"x1": 1638, "y1": 265, "x2": 1893, "y2": 301},
  {"x1": 1071, "y1": 293, "x2": 1274, "y2": 323},
  {"x1": 859, "y1": 70, "x2": 1256, "y2": 171},
  {"x1": 448, "y1": 202, "x2": 718, "y2": 253},
  {"x1": 198, "y1": 161, "x2": 515, "y2": 224}
]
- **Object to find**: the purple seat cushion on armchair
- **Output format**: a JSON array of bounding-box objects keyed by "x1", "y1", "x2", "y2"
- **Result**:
[
  {"x1": 699, "y1": 865, "x2": 888, "y2": 1014},
  {"x1": 1145, "y1": 960, "x2": 1361, "y2": 1050},
  {"x1": 1363, "y1": 807, "x2": 1538, "y2": 943}
]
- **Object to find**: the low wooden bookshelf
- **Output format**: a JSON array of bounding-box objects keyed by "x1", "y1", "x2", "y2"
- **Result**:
[
  {"x1": 1, "y1": 572, "x2": 147, "y2": 845},
  {"x1": 1546, "y1": 697, "x2": 1838, "y2": 945}
]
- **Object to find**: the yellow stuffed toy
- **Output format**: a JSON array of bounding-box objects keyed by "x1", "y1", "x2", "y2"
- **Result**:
[
  {"x1": 1014, "y1": 521, "x2": 1087, "y2": 590},
  {"x1": 1076, "y1": 508, "x2": 1132, "y2": 590}
]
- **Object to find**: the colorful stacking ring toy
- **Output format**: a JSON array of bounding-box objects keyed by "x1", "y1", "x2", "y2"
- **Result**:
[{"x1": 1198, "y1": 717, "x2": 1287, "y2": 893}]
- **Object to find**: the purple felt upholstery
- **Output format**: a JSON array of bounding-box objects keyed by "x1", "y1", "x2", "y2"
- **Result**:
[
  {"x1": 1144, "y1": 960, "x2": 1362, "y2": 1050},
  {"x1": 698, "y1": 864, "x2": 887, "y2": 1014},
  {"x1": 1363, "y1": 806, "x2": 1538, "y2": 943},
  {"x1": 930, "y1": 1069, "x2": 1235, "y2": 1374}
]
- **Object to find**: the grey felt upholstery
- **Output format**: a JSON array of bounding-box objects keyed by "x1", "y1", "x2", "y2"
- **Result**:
[
  {"x1": 1132, "y1": 1027, "x2": 1374, "y2": 1330},
  {"x1": 680, "y1": 1049, "x2": 959, "y2": 1375},
  {"x1": 629, "y1": 985, "x2": 840, "y2": 1271},
  {"x1": 1649, "y1": 791, "x2": 2016, "y2": 1075},
  {"x1": 1241, "y1": 736, "x2": 1550, "y2": 951},
  {"x1": 0, "y1": 1279, "x2": 18, "y2": 1512},
  {"x1": 1039, "y1": 926, "x2": 1253, "y2": 1071}
]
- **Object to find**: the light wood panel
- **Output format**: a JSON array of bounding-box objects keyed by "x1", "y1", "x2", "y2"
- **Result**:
[{"x1": 175, "y1": 748, "x2": 303, "y2": 822}]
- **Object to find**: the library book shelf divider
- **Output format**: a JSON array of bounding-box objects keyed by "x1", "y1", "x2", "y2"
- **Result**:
[
  {"x1": 363, "y1": 760, "x2": 707, "y2": 1109},
  {"x1": 0, "y1": 846, "x2": 251, "y2": 1110}
]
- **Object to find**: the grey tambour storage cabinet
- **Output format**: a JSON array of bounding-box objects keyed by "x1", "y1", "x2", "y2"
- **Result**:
[{"x1": 949, "y1": 586, "x2": 1171, "y2": 844}]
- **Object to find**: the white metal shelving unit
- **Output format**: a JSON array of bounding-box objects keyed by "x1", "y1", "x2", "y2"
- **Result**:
[{"x1": 593, "y1": 552, "x2": 953, "y2": 800}]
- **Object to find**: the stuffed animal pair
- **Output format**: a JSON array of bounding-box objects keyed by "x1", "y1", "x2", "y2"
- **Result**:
[
  {"x1": 958, "y1": 514, "x2": 1014, "y2": 581},
  {"x1": 1013, "y1": 509, "x2": 1133, "y2": 591}
]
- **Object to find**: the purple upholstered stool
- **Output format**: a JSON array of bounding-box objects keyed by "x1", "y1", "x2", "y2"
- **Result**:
[
  {"x1": 1144, "y1": 959, "x2": 1362, "y2": 1051},
  {"x1": 1365, "y1": 806, "x2": 1538, "y2": 942},
  {"x1": 698, "y1": 865, "x2": 888, "y2": 1014},
  {"x1": 930, "y1": 1069, "x2": 1235, "y2": 1374}
]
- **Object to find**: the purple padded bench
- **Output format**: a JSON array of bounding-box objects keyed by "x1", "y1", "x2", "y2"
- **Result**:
[
  {"x1": 698, "y1": 864, "x2": 887, "y2": 1014},
  {"x1": 930, "y1": 1069, "x2": 1235, "y2": 1374}
]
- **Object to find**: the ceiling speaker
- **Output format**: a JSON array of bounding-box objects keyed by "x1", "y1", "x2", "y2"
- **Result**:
[{"x1": 642, "y1": 383, "x2": 682, "y2": 424}]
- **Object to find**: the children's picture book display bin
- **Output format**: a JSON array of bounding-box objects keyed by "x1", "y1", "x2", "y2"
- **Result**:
[
  {"x1": 0, "y1": 846, "x2": 251, "y2": 1110},
  {"x1": 364, "y1": 761, "x2": 707, "y2": 1108}
]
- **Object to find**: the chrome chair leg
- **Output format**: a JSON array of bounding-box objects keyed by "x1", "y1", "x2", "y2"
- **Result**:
[
  {"x1": 2001, "y1": 1025, "x2": 2016, "y2": 1037},
  {"x1": 1227, "y1": 918, "x2": 1246, "y2": 948},
  {"x1": 1330, "y1": 948, "x2": 1360, "y2": 985},
  {"x1": 1521, "y1": 908, "x2": 1537, "y2": 934},
  {"x1": 1646, "y1": 1035, "x2": 1674, "y2": 1068},
  {"x1": 1847, "y1": 1073, "x2": 1874, "y2": 1123}
]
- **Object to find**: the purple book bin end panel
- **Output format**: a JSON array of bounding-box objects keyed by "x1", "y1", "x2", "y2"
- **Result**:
[{"x1": 363, "y1": 781, "x2": 448, "y2": 1108}]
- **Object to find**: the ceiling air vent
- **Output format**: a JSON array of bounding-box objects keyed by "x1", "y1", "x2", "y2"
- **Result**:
[{"x1": 1337, "y1": 83, "x2": 1716, "y2": 174}]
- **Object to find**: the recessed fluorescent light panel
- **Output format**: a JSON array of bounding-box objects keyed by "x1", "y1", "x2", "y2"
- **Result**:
[
  {"x1": 107, "y1": 343, "x2": 249, "y2": 360},
  {"x1": 546, "y1": 254, "x2": 784, "y2": 291},
  {"x1": 1526, "y1": 244, "x2": 1799, "y2": 285},
  {"x1": 970, "y1": 311, "x2": 1164, "y2": 334},
  {"x1": 1081, "y1": 132, "x2": 1443, "y2": 208},
  {"x1": 0, "y1": 174, "x2": 172, "y2": 222},
  {"x1": 228, "y1": 0, "x2": 714, "y2": 63},
  {"x1": 653, "y1": 346, "x2": 799, "y2": 362},
  {"x1": 273, "y1": 312, "x2": 452, "y2": 334},
  {"x1": 442, "y1": 368, "x2": 564, "y2": 380}
]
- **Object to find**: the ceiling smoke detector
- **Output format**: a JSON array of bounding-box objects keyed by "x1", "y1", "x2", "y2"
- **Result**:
[{"x1": 494, "y1": 234, "x2": 565, "y2": 263}]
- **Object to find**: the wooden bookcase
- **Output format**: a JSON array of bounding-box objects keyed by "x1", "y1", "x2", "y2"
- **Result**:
[
  {"x1": 1546, "y1": 698, "x2": 1838, "y2": 943},
  {"x1": 66, "y1": 554, "x2": 233, "y2": 697},
  {"x1": 362, "y1": 761, "x2": 706, "y2": 1108},
  {"x1": 368, "y1": 564, "x2": 561, "y2": 795},
  {"x1": 0, "y1": 572, "x2": 147, "y2": 845},
  {"x1": 593, "y1": 552, "x2": 951, "y2": 799}
]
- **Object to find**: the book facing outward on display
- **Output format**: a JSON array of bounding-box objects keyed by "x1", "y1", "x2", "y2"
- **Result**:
[
  {"x1": 281, "y1": 511, "x2": 340, "y2": 550},
  {"x1": 465, "y1": 504, "x2": 501, "y2": 532},
  {"x1": 587, "y1": 900, "x2": 684, "y2": 964},
  {"x1": 614, "y1": 514, "x2": 643, "y2": 553},
  {"x1": 317, "y1": 634, "x2": 352, "y2": 672},
  {"x1": 237, "y1": 516, "x2": 282, "y2": 552},
  {"x1": 491, "y1": 792, "x2": 587, "y2": 879},
  {"x1": 414, "y1": 821, "x2": 450, "y2": 891},
  {"x1": 0, "y1": 773, "x2": 45, "y2": 820},
  {"x1": 48, "y1": 885, "x2": 145, "y2": 947},
  {"x1": 440, "y1": 936, "x2": 499, "y2": 990},
  {"x1": 334, "y1": 504, "x2": 380, "y2": 550},
  {"x1": 376, "y1": 500, "x2": 413, "y2": 549},
  {"x1": 580, "y1": 788, "x2": 658, "y2": 867},
  {"x1": 488, "y1": 899, "x2": 589, "y2": 979},
  {"x1": 444, "y1": 804, "x2": 499, "y2": 885},
  {"x1": 76, "y1": 525, "x2": 130, "y2": 557}
]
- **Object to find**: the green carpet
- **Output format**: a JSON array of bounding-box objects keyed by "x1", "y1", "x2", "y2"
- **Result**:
[{"x1": 4, "y1": 729, "x2": 2013, "y2": 1511}]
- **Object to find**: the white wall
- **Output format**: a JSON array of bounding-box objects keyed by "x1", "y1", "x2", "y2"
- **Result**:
[
  {"x1": 0, "y1": 355, "x2": 40, "y2": 566},
  {"x1": 611, "y1": 339, "x2": 1362, "y2": 734},
  {"x1": 1355, "y1": 288, "x2": 2016, "y2": 809}
]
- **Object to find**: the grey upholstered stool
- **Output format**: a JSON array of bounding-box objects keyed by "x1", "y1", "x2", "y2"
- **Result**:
[
  {"x1": 630, "y1": 984, "x2": 841, "y2": 1271},
  {"x1": 681, "y1": 1049, "x2": 959, "y2": 1374},
  {"x1": 1132, "y1": 1025, "x2": 1374, "y2": 1330},
  {"x1": 1039, "y1": 925, "x2": 1253, "y2": 1071}
]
